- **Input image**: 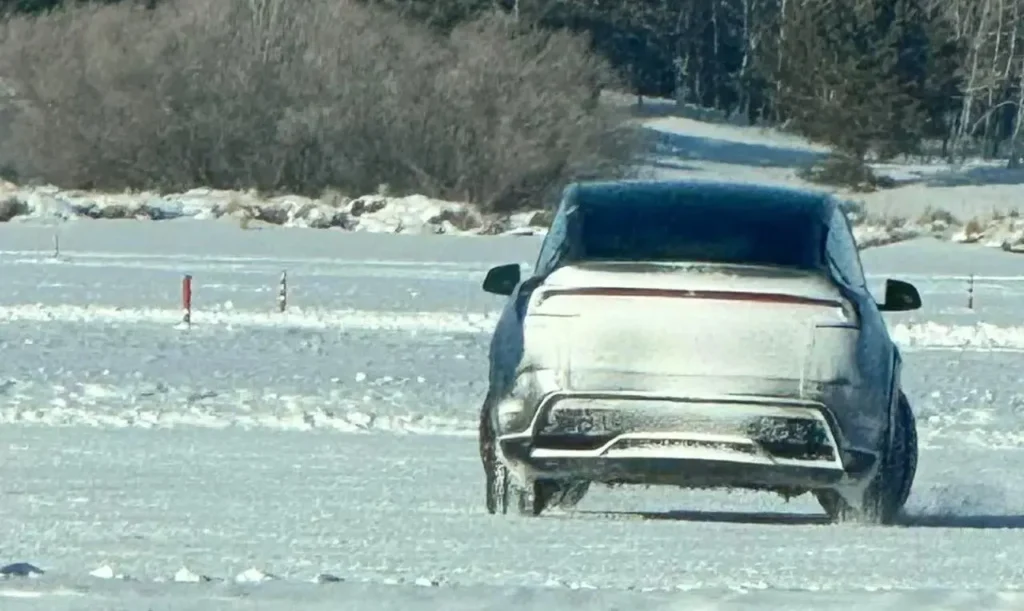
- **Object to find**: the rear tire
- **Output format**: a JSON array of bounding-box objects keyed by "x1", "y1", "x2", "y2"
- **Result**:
[
  {"x1": 816, "y1": 390, "x2": 917, "y2": 525},
  {"x1": 480, "y1": 401, "x2": 540, "y2": 516},
  {"x1": 480, "y1": 400, "x2": 590, "y2": 516},
  {"x1": 484, "y1": 456, "x2": 565, "y2": 516}
]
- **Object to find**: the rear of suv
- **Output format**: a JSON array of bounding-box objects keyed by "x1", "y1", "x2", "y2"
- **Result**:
[{"x1": 478, "y1": 179, "x2": 921, "y2": 525}]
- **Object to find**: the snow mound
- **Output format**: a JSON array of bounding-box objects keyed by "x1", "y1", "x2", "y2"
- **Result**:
[
  {"x1": 0, "y1": 181, "x2": 548, "y2": 236},
  {"x1": 852, "y1": 222, "x2": 927, "y2": 249},
  {"x1": 863, "y1": 211, "x2": 1024, "y2": 253},
  {"x1": 3, "y1": 177, "x2": 1020, "y2": 252},
  {"x1": 235, "y1": 567, "x2": 276, "y2": 583},
  {"x1": 89, "y1": 564, "x2": 129, "y2": 580},
  {"x1": 173, "y1": 567, "x2": 211, "y2": 583}
]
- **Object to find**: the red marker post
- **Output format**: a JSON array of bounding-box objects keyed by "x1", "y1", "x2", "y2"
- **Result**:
[{"x1": 182, "y1": 274, "x2": 193, "y2": 327}]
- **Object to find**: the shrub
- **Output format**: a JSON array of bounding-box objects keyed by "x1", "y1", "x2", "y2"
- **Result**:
[
  {"x1": 796, "y1": 155, "x2": 895, "y2": 192},
  {"x1": 0, "y1": 0, "x2": 637, "y2": 212}
]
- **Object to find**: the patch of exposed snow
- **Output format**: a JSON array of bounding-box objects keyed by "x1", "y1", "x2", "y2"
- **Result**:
[
  {"x1": 235, "y1": 567, "x2": 276, "y2": 583},
  {"x1": 636, "y1": 108, "x2": 1024, "y2": 253},
  {"x1": 89, "y1": 565, "x2": 128, "y2": 580},
  {"x1": 3, "y1": 177, "x2": 1011, "y2": 251},
  {"x1": 852, "y1": 222, "x2": 927, "y2": 249},
  {"x1": 172, "y1": 567, "x2": 210, "y2": 583},
  {"x1": 0, "y1": 181, "x2": 549, "y2": 237}
]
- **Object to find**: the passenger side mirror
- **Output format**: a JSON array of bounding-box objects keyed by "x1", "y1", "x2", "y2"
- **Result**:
[
  {"x1": 482, "y1": 263, "x2": 521, "y2": 296},
  {"x1": 878, "y1": 279, "x2": 921, "y2": 312}
]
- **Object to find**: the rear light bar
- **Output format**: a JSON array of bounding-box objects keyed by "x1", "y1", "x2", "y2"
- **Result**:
[{"x1": 539, "y1": 287, "x2": 843, "y2": 308}]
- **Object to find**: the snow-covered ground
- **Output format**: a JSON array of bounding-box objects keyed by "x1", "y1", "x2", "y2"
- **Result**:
[
  {"x1": 636, "y1": 114, "x2": 1024, "y2": 250},
  {"x1": 3, "y1": 220, "x2": 1024, "y2": 609}
]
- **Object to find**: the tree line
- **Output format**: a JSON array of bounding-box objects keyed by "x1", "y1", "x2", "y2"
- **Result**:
[
  {"x1": 418, "y1": 0, "x2": 1024, "y2": 167},
  {"x1": 0, "y1": 0, "x2": 634, "y2": 210},
  {"x1": 4, "y1": 0, "x2": 1022, "y2": 170}
]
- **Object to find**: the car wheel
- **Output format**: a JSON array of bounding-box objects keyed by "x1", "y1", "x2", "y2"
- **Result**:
[
  {"x1": 480, "y1": 398, "x2": 509, "y2": 514},
  {"x1": 483, "y1": 445, "x2": 550, "y2": 516},
  {"x1": 816, "y1": 390, "x2": 917, "y2": 525},
  {"x1": 480, "y1": 399, "x2": 587, "y2": 516},
  {"x1": 480, "y1": 399, "x2": 541, "y2": 516}
]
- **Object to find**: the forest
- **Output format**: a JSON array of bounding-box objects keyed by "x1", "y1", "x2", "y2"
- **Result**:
[{"x1": 388, "y1": 0, "x2": 1023, "y2": 165}]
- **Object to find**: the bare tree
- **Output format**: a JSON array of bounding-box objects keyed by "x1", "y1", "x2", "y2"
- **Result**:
[{"x1": 0, "y1": 0, "x2": 637, "y2": 211}]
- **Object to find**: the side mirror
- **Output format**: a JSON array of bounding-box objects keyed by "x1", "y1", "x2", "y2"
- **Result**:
[
  {"x1": 482, "y1": 263, "x2": 521, "y2": 296},
  {"x1": 878, "y1": 279, "x2": 921, "y2": 312}
]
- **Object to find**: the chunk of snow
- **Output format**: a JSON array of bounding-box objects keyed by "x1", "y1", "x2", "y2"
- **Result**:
[
  {"x1": 234, "y1": 567, "x2": 275, "y2": 583},
  {"x1": 0, "y1": 182, "x2": 492, "y2": 235},
  {"x1": 346, "y1": 411, "x2": 374, "y2": 429},
  {"x1": 89, "y1": 564, "x2": 127, "y2": 580},
  {"x1": 173, "y1": 567, "x2": 210, "y2": 583}
]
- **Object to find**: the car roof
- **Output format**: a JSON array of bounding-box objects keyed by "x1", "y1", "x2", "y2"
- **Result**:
[{"x1": 567, "y1": 179, "x2": 835, "y2": 220}]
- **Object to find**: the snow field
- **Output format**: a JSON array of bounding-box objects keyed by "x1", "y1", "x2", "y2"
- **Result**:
[
  {"x1": 639, "y1": 112, "x2": 1024, "y2": 251},
  {"x1": 0, "y1": 239, "x2": 1023, "y2": 607},
  {"x1": 2, "y1": 108, "x2": 1024, "y2": 608},
  {"x1": 2, "y1": 225, "x2": 1024, "y2": 439},
  {"x1": 3, "y1": 430, "x2": 1024, "y2": 609}
]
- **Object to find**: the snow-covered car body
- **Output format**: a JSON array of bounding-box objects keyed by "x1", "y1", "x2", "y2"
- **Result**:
[{"x1": 478, "y1": 180, "x2": 922, "y2": 521}]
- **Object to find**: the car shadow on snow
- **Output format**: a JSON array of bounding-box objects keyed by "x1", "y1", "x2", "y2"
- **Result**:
[
  {"x1": 572, "y1": 510, "x2": 1024, "y2": 529},
  {"x1": 897, "y1": 513, "x2": 1024, "y2": 529},
  {"x1": 572, "y1": 509, "x2": 832, "y2": 526}
]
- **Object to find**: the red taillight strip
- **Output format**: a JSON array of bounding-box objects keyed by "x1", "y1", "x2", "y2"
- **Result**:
[{"x1": 540, "y1": 287, "x2": 842, "y2": 308}]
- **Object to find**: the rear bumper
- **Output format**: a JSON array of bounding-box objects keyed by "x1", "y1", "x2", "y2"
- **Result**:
[{"x1": 496, "y1": 390, "x2": 877, "y2": 491}]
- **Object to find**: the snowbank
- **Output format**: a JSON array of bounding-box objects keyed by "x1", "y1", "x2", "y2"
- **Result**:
[
  {"x1": 3, "y1": 179, "x2": 1023, "y2": 252},
  {"x1": 848, "y1": 200, "x2": 1024, "y2": 252},
  {"x1": 0, "y1": 181, "x2": 551, "y2": 237}
]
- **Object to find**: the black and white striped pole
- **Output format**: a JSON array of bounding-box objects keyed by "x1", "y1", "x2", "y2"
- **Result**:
[{"x1": 278, "y1": 271, "x2": 288, "y2": 313}]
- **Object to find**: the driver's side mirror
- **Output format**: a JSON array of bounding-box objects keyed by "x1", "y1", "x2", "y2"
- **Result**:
[
  {"x1": 878, "y1": 279, "x2": 921, "y2": 312},
  {"x1": 482, "y1": 263, "x2": 521, "y2": 296}
]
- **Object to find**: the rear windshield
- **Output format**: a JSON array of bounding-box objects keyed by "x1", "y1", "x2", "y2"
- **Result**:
[{"x1": 574, "y1": 190, "x2": 825, "y2": 270}]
